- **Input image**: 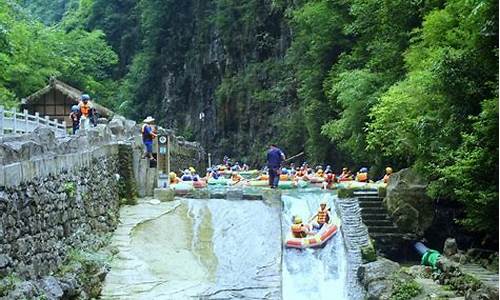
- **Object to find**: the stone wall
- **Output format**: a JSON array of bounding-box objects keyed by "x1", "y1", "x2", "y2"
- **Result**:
[
  {"x1": 0, "y1": 126, "x2": 123, "y2": 280},
  {"x1": 0, "y1": 118, "x2": 205, "y2": 298}
]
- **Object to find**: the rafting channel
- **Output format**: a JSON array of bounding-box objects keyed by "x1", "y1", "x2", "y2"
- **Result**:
[{"x1": 101, "y1": 186, "x2": 361, "y2": 299}]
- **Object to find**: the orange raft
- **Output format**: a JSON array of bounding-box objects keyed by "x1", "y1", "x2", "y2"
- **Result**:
[{"x1": 285, "y1": 216, "x2": 341, "y2": 249}]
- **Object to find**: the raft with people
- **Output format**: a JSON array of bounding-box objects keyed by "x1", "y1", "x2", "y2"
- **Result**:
[{"x1": 285, "y1": 215, "x2": 341, "y2": 249}]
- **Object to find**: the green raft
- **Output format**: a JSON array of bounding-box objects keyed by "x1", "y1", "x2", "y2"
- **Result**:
[
  {"x1": 171, "y1": 182, "x2": 194, "y2": 193},
  {"x1": 296, "y1": 180, "x2": 310, "y2": 188},
  {"x1": 278, "y1": 181, "x2": 295, "y2": 189},
  {"x1": 248, "y1": 180, "x2": 268, "y2": 187},
  {"x1": 208, "y1": 178, "x2": 230, "y2": 186},
  {"x1": 239, "y1": 170, "x2": 260, "y2": 176}
]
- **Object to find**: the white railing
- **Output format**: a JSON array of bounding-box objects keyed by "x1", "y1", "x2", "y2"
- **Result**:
[{"x1": 0, "y1": 106, "x2": 67, "y2": 137}]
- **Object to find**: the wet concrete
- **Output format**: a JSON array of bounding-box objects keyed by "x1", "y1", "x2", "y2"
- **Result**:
[{"x1": 101, "y1": 196, "x2": 281, "y2": 299}]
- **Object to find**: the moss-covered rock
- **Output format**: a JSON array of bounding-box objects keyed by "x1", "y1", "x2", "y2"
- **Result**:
[
  {"x1": 361, "y1": 240, "x2": 377, "y2": 263},
  {"x1": 337, "y1": 188, "x2": 354, "y2": 198}
]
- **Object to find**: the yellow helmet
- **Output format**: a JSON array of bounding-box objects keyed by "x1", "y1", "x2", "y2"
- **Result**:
[
  {"x1": 169, "y1": 172, "x2": 177, "y2": 179},
  {"x1": 385, "y1": 167, "x2": 393, "y2": 174},
  {"x1": 189, "y1": 167, "x2": 196, "y2": 173},
  {"x1": 294, "y1": 216, "x2": 302, "y2": 224}
]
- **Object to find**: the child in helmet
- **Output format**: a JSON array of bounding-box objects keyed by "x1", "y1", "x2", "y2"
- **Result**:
[
  {"x1": 356, "y1": 167, "x2": 369, "y2": 182},
  {"x1": 291, "y1": 216, "x2": 311, "y2": 238}
]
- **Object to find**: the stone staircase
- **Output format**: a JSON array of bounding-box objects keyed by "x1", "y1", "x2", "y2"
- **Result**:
[{"x1": 353, "y1": 190, "x2": 408, "y2": 258}]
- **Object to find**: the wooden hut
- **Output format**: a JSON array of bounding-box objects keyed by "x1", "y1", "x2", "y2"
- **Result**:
[{"x1": 21, "y1": 78, "x2": 113, "y2": 127}]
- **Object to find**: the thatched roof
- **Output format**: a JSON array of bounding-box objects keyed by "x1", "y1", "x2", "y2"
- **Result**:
[{"x1": 22, "y1": 78, "x2": 114, "y2": 117}]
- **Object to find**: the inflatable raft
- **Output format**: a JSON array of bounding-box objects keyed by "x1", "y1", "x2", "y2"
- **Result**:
[
  {"x1": 248, "y1": 180, "x2": 268, "y2": 187},
  {"x1": 207, "y1": 178, "x2": 230, "y2": 186},
  {"x1": 278, "y1": 181, "x2": 294, "y2": 189},
  {"x1": 193, "y1": 180, "x2": 207, "y2": 189},
  {"x1": 170, "y1": 182, "x2": 194, "y2": 195},
  {"x1": 285, "y1": 216, "x2": 340, "y2": 249}
]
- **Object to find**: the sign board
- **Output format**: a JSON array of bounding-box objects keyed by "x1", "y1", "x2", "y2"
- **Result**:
[{"x1": 157, "y1": 134, "x2": 170, "y2": 187}]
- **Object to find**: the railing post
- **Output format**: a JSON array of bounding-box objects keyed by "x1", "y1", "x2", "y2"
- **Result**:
[
  {"x1": 0, "y1": 106, "x2": 4, "y2": 136},
  {"x1": 12, "y1": 108, "x2": 17, "y2": 135},
  {"x1": 23, "y1": 109, "x2": 28, "y2": 134},
  {"x1": 35, "y1": 112, "x2": 40, "y2": 129},
  {"x1": 62, "y1": 121, "x2": 67, "y2": 136},
  {"x1": 45, "y1": 116, "x2": 50, "y2": 128}
]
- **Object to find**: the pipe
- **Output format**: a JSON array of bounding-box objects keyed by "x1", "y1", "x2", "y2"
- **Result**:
[
  {"x1": 414, "y1": 242, "x2": 429, "y2": 256},
  {"x1": 413, "y1": 241, "x2": 441, "y2": 269}
]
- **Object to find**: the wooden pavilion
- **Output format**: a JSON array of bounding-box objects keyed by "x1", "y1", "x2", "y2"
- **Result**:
[{"x1": 21, "y1": 78, "x2": 113, "y2": 127}]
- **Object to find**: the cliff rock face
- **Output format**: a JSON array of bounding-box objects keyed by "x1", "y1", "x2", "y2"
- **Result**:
[{"x1": 120, "y1": 0, "x2": 296, "y2": 165}]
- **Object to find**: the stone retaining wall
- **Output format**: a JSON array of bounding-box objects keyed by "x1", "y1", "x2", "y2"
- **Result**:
[{"x1": 0, "y1": 117, "x2": 205, "y2": 298}]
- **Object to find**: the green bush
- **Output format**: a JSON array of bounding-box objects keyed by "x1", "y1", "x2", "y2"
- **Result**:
[{"x1": 390, "y1": 279, "x2": 422, "y2": 300}]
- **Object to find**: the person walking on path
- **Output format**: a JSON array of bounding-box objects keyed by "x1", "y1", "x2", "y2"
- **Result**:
[
  {"x1": 141, "y1": 116, "x2": 157, "y2": 161},
  {"x1": 267, "y1": 144, "x2": 285, "y2": 188}
]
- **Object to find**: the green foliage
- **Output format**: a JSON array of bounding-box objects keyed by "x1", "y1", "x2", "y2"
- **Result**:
[
  {"x1": 361, "y1": 240, "x2": 377, "y2": 263},
  {"x1": 0, "y1": 0, "x2": 118, "y2": 109},
  {"x1": 390, "y1": 278, "x2": 422, "y2": 300},
  {"x1": 63, "y1": 182, "x2": 76, "y2": 198},
  {"x1": 367, "y1": 0, "x2": 498, "y2": 234},
  {"x1": 0, "y1": 274, "x2": 20, "y2": 297}
]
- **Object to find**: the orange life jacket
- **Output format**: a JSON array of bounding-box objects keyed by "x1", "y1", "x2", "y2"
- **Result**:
[
  {"x1": 357, "y1": 172, "x2": 368, "y2": 182},
  {"x1": 317, "y1": 208, "x2": 329, "y2": 224},
  {"x1": 325, "y1": 173, "x2": 335, "y2": 183},
  {"x1": 79, "y1": 102, "x2": 91, "y2": 117},
  {"x1": 291, "y1": 224, "x2": 306, "y2": 238},
  {"x1": 383, "y1": 174, "x2": 391, "y2": 183}
]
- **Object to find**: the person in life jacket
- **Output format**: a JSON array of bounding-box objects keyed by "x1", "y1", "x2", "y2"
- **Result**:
[
  {"x1": 356, "y1": 167, "x2": 369, "y2": 182},
  {"x1": 69, "y1": 105, "x2": 80, "y2": 135},
  {"x1": 339, "y1": 167, "x2": 353, "y2": 181},
  {"x1": 141, "y1": 116, "x2": 157, "y2": 161},
  {"x1": 309, "y1": 199, "x2": 331, "y2": 230},
  {"x1": 231, "y1": 171, "x2": 244, "y2": 184},
  {"x1": 169, "y1": 172, "x2": 180, "y2": 184},
  {"x1": 78, "y1": 94, "x2": 93, "y2": 130},
  {"x1": 291, "y1": 216, "x2": 311, "y2": 238},
  {"x1": 383, "y1": 167, "x2": 393, "y2": 183},
  {"x1": 181, "y1": 169, "x2": 193, "y2": 181},
  {"x1": 323, "y1": 170, "x2": 336, "y2": 190},
  {"x1": 189, "y1": 167, "x2": 200, "y2": 181}
]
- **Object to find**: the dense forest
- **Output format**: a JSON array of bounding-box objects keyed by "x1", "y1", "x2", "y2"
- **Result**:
[{"x1": 0, "y1": 0, "x2": 498, "y2": 239}]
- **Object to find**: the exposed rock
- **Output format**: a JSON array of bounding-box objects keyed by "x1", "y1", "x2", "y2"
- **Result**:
[
  {"x1": 384, "y1": 168, "x2": 434, "y2": 236},
  {"x1": 39, "y1": 276, "x2": 63, "y2": 299},
  {"x1": 108, "y1": 116, "x2": 125, "y2": 137},
  {"x1": 444, "y1": 238, "x2": 459, "y2": 257},
  {"x1": 358, "y1": 257, "x2": 400, "y2": 299}
]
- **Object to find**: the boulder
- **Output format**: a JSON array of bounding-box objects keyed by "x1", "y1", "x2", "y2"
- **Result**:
[
  {"x1": 384, "y1": 168, "x2": 434, "y2": 236},
  {"x1": 358, "y1": 257, "x2": 400, "y2": 285},
  {"x1": 39, "y1": 276, "x2": 63, "y2": 299},
  {"x1": 108, "y1": 117, "x2": 125, "y2": 137},
  {"x1": 358, "y1": 258, "x2": 400, "y2": 299},
  {"x1": 444, "y1": 238, "x2": 459, "y2": 257}
]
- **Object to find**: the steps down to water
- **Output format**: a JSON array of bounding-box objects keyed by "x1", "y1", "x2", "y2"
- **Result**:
[{"x1": 353, "y1": 190, "x2": 408, "y2": 258}]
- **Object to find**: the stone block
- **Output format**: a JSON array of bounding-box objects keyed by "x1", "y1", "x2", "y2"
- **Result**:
[
  {"x1": 153, "y1": 188, "x2": 175, "y2": 202},
  {"x1": 4, "y1": 163, "x2": 22, "y2": 187},
  {"x1": 21, "y1": 160, "x2": 36, "y2": 183},
  {"x1": 0, "y1": 165, "x2": 4, "y2": 187}
]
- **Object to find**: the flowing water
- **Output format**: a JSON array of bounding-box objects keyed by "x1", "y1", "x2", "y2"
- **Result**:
[
  {"x1": 282, "y1": 190, "x2": 349, "y2": 300},
  {"x1": 102, "y1": 188, "x2": 360, "y2": 299}
]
